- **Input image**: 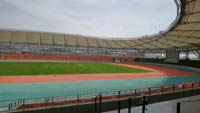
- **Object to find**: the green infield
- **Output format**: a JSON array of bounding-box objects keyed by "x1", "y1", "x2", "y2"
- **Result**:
[{"x1": 0, "y1": 62, "x2": 150, "y2": 76}]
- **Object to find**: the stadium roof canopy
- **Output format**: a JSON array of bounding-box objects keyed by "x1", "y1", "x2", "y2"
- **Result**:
[{"x1": 0, "y1": 0, "x2": 200, "y2": 52}]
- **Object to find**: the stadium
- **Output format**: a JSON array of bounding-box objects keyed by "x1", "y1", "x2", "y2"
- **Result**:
[{"x1": 0, "y1": 0, "x2": 200, "y2": 113}]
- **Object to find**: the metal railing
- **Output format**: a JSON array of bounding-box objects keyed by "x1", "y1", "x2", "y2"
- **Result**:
[{"x1": 0, "y1": 81, "x2": 200, "y2": 112}]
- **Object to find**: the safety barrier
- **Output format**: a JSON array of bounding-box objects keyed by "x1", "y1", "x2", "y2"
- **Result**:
[
  {"x1": 54, "y1": 55, "x2": 67, "y2": 60},
  {"x1": 0, "y1": 81, "x2": 199, "y2": 112},
  {"x1": 0, "y1": 53, "x2": 135, "y2": 62},
  {"x1": 22, "y1": 54, "x2": 36, "y2": 59},
  {"x1": 3, "y1": 54, "x2": 21, "y2": 59},
  {"x1": 80, "y1": 56, "x2": 93, "y2": 60}
]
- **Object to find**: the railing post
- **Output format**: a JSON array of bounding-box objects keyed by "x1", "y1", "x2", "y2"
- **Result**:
[
  {"x1": 128, "y1": 98, "x2": 132, "y2": 113},
  {"x1": 23, "y1": 99, "x2": 25, "y2": 109},
  {"x1": 199, "y1": 81, "x2": 200, "y2": 87},
  {"x1": 161, "y1": 86, "x2": 164, "y2": 94},
  {"x1": 10, "y1": 103, "x2": 12, "y2": 110},
  {"x1": 149, "y1": 88, "x2": 151, "y2": 95},
  {"x1": 135, "y1": 89, "x2": 137, "y2": 97},
  {"x1": 99, "y1": 95, "x2": 102, "y2": 113},
  {"x1": 177, "y1": 102, "x2": 181, "y2": 113},
  {"x1": 77, "y1": 94, "x2": 80, "y2": 105},
  {"x1": 192, "y1": 83, "x2": 194, "y2": 89},
  {"x1": 173, "y1": 85, "x2": 175, "y2": 92},
  {"x1": 118, "y1": 91, "x2": 121, "y2": 113},
  {"x1": 142, "y1": 96, "x2": 148, "y2": 113},
  {"x1": 94, "y1": 97, "x2": 97, "y2": 113},
  {"x1": 94, "y1": 95, "x2": 102, "y2": 113},
  {"x1": 8, "y1": 104, "x2": 11, "y2": 111},
  {"x1": 183, "y1": 84, "x2": 185, "y2": 90},
  {"x1": 52, "y1": 97, "x2": 54, "y2": 104}
]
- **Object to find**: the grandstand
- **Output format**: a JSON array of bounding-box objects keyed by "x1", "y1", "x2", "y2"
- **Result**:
[{"x1": 0, "y1": 0, "x2": 199, "y2": 59}]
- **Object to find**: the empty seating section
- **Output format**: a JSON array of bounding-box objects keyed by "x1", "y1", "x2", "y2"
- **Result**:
[
  {"x1": 0, "y1": 31, "x2": 11, "y2": 43},
  {"x1": 12, "y1": 32, "x2": 27, "y2": 44},
  {"x1": 41, "y1": 34, "x2": 52, "y2": 45},
  {"x1": 77, "y1": 37, "x2": 88, "y2": 47},
  {"x1": 53, "y1": 34, "x2": 65, "y2": 46},
  {"x1": 27, "y1": 32, "x2": 40, "y2": 45},
  {"x1": 65, "y1": 35, "x2": 77, "y2": 46}
]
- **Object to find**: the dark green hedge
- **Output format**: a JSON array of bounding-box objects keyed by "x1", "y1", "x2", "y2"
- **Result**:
[{"x1": 134, "y1": 58, "x2": 200, "y2": 68}]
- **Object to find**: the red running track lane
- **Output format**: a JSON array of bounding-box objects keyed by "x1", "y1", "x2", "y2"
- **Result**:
[{"x1": 0, "y1": 63, "x2": 198, "y2": 84}]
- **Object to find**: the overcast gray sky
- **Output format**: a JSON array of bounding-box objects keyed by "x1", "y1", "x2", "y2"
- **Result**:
[{"x1": 0, "y1": 0, "x2": 177, "y2": 38}]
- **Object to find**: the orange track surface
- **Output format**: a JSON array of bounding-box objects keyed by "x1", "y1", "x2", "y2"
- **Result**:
[{"x1": 0, "y1": 62, "x2": 197, "y2": 84}]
